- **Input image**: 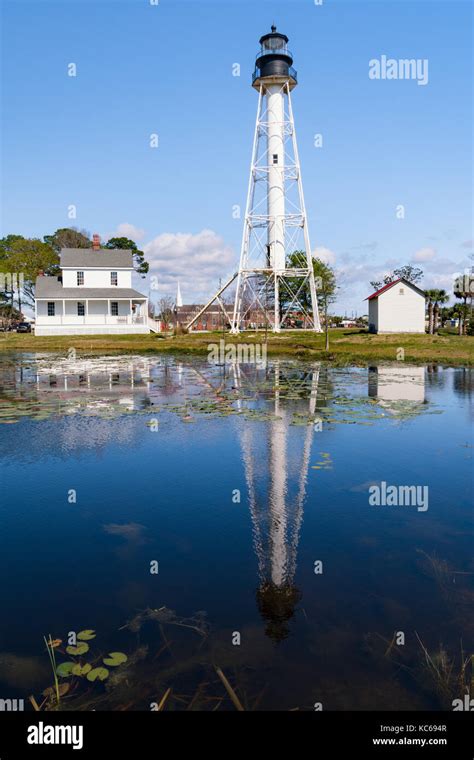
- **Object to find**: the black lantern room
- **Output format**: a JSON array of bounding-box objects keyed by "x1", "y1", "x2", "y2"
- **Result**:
[{"x1": 252, "y1": 25, "x2": 297, "y2": 89}]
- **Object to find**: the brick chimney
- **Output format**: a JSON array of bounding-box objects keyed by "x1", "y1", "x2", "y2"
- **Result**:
[{"x1": 92, "y1": 233, "x2": 100, "y2": 251}]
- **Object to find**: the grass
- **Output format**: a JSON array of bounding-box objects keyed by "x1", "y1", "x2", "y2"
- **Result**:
[{"x1": 0, "y1": 328, "x2": 472, "y2": 365}]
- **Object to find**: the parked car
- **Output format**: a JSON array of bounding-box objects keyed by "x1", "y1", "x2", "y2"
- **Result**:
[{"x1": 16, "y1": 322, "x2": 32, "y2": 333}]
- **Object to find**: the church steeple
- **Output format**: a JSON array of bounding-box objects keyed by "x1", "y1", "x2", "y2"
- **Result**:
[{"x1": 176, "y1": 281, "x2": 183, "y2": 308}]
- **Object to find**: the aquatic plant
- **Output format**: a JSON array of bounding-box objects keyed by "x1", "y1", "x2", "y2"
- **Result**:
[
  {"x1": 43, "y1": 635, "x2": 61, "y2": 706},
  {"x1": 39, "y1": 630, "x2": 128, "y2": 709},
  {"x1": 32, "y1": 609, "x2": 283, "y2": 711},
  {"x1": 415, "y1": 633, "x2": 472, "y2": 704}
]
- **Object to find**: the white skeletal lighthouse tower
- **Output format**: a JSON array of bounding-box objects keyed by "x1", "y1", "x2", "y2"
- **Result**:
[{"x1": 231, "y1": 26, "x2": 321, "y2": 333}]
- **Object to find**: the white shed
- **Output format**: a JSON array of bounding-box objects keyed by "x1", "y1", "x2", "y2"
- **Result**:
[{"x1": 366, "y1": 278, "x2": 425, "y2": 334}]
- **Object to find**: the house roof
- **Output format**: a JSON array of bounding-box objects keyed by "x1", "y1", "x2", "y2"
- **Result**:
[
  {"x1": 365, "y1": 278, "x2": 425, "y2": 301},
  {"x1": 60, "y1": 248, "x2": 134, "y2": 268},
  {"x1": 177, "y1": 304, "x2": 232, "y2": 311},
  {"x1": 35, "y1": 276, "x2": 146, "y2": 300}
]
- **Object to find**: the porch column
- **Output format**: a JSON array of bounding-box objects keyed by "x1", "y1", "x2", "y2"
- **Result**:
[
  {"x1": 62, "y1": 299, "x2": 65, "y2": 325},
  {"x1": 107, "y1": 299, "x2": 110, "y2": 324},
  {"x1": 130, "y1": 299, "x2": 132, "y2": 324}
]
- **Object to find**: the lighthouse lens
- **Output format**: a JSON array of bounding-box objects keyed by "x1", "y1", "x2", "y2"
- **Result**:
[{"x1": 263, "y1": 36, "x2": 286, "y2": 52}]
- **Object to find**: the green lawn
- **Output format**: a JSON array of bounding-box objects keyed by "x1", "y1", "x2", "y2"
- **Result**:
[{"x1": 0, "y1": 329, "x2": 472, "y2": 365}]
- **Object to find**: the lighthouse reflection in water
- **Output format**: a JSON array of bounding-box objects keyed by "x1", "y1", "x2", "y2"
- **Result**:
[{"x1": 228, "y1": 360, "x2": 320, "y2": 641}]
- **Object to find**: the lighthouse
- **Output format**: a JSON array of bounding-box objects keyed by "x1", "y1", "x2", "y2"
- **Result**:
[
  {"x1": 185, "y1": 27, "x2": 322, "y2": 334},
  {"x1": 230, "y1": 26, "x2": 322, "y2": 333}
]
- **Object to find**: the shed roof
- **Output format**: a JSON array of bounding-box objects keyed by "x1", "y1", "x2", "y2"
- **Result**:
[{"x1": 365, "y1": 278, "x2": 425, "y2": 301}]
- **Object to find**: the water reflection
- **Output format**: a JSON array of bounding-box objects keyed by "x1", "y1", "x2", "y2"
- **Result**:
[
  {"x1": 0, "y1": 353, "x2": 472, "y2": 689},
  {"x1": 231, "y1": 363, "x2": 320, "y2": 641},
  {"x1": 0, "y1": 355, "x2": 324, "y2": 642},
  {"x1": 368, "y1": 365, "x2": 425, "y2": 406}
]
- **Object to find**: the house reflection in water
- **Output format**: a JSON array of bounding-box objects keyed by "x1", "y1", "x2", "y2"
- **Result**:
[
  {"x1": 368, "y1": 365, "x2": 426, "y2": 408},
  {"x1": 231, "y1": 361, "x2": 321, "y2": 642},
  {"x1": 33, "y1": 357, "x2": 157, "y2": 414}
]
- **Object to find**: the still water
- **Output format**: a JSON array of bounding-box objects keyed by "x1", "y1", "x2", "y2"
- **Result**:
[{"x1": 0, "y1": 353, "x2": 472, "y2": 710}]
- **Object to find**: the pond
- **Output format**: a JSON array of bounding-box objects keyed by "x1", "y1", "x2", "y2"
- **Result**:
[{"x1": 0, "y1": 353, "x2": 472, "y2": 711}]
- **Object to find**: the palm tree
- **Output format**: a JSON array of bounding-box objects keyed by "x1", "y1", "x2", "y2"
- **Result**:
[
  {"x1": 456, "y1": 303, "x2": 471, "y2": 335},
  {"x1": 432, "y1": 289, "x2": 449, "y2": 333},
  {"x1": 425, "y1": 290, "x2": 437, "y2": 334},
  {"x1": 453, "y1": 275, "x2": 473, "y2": 335}
]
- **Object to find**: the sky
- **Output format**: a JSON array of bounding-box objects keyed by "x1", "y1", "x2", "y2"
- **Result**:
[{"x1": 1, "y1": 0, "x2": 472, "y2": 315}]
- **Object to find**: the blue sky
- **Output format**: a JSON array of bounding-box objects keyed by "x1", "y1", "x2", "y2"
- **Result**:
[{"x1": 1, "y1": 0, "x2": 472, "y2": 314}]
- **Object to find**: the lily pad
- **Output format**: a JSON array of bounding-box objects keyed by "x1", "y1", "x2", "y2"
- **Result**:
[
  {"x1": 71, "y1": 663, "x2": 92, "y2": 676},
  {"x1": 56, "y1": 662, "x2": 75, "y2": 677},
  {"x1": 86, "y1": 667, "x2": 109, "y2": 682},
  {"x1": 77, "y1": 630, "x2": 96, "y2": 641},
  {"x1": 103, "y1": 651, "x2": 128, "y2": 667},
  {"x1": 66, "y1": 642, "x2": 89, "y2": 656}
]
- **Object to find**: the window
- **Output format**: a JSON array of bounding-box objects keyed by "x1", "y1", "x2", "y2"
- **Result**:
[
  {"x1": 77, "y1": 271, "x2": 84, "y2": 286},
  {"x1": 272, "y1": 154, "x2": 278, "y2": 164},
  {"x1": 77, "y1": 302, "x2": 85, "y2": 316},
  {"x1": 111, "y1": 302, "x2": 118, "y2": 316},
  {"x1": 399, "y1": 288, "x2": 404, "y2": 295},
  {"x1": 47, "y1": 302, "x2": 55, "y2": 316},
  {"x1": 111, "y1": 271, "x2": 118, "y2": 286}
]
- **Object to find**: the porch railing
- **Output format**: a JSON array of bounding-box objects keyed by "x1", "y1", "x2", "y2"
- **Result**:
[{"x1": 36, "y1": 315, "x2": 146, "y2": 325}]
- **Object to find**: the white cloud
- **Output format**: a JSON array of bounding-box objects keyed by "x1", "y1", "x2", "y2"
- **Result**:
[
  {"x1": 314, "y1": 246, "x2": 336, "y2": 265},
  {"x1": 413, "y1": 247, "x2": 436, "y2": 262},
  {"x1": 423, "y1": 273, "x2": 455, "y2": 292},
  {"x1": 143, "y1": 229, "x2": 236, "y2": 302},
  {"x1": 114, "y1": 223, "x2": 146, "y2": 242}
]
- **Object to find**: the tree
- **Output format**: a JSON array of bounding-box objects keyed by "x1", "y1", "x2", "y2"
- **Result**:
[
  {"x1": 392, "y1": 265, "x2": 424, "y2": 284},
  {"x1": 157, "y1": 296, "x2": 174, "y2": 327},
  {"x1": 453, "y1": 303, "x2": 470, "y2": 335},
  {"x1": 0, "y1": 303, "x2": 22, "y2": 329},
  {"x1": 424, "y1": 290, "x2": 437, "y2": 335},
  {"x1": 44, "y1": 227, "x2": 91, "y2": 252},
  {"x1": 0, "y1": 235, "x2": 25, "y2": 309},
  {"x1": 104, "y1": 237, "x2": 149, "y2": 277},
  {"x1": 286, "y1": 252, "x2": 337, "y2": 338},
  {"x1": 431, "y1": 289, "x2": 449, "y2": 333},
  {"x1": 313, "y1": 259, "x2": 337, "y2": 350},
  {"x1": 0, "y1": 236, "x2": 58, "y2": 311},
  {"x1": 453, "y1": 274, "x2": 473, "y2": 336},
  {"x1": 370, "y1": 265, "x2": 423, "y2": 292}
]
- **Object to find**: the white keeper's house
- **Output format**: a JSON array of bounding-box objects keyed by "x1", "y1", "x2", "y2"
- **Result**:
[
  {"x1": 366, "y1": 278, "x2": 425, "y2": 334},
  {"x1": 35, "y1": 241, "x2": 155, "y2": 336}
]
